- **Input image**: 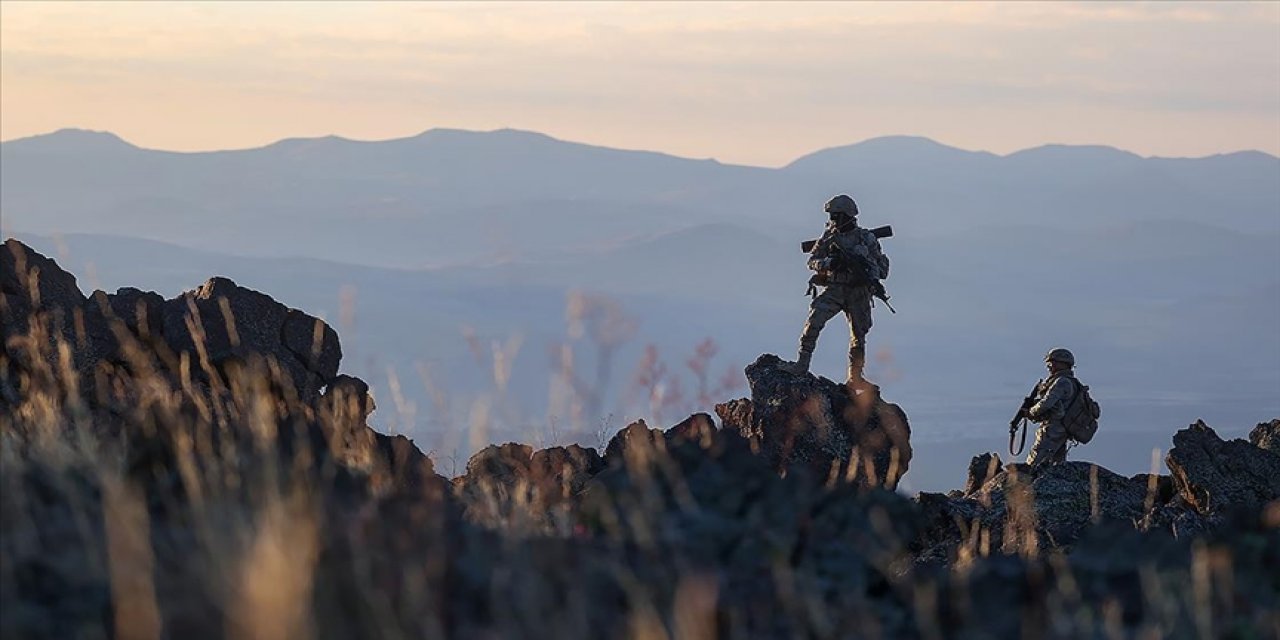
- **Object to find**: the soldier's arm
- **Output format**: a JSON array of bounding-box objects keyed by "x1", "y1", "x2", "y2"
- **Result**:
[
  {"x1": 807, "y1": 226, "x2": 838, "y2": 270},
  {"x1": 870, "y1": 237, "x2": 890, "y2": 280},
  {"x1": 1028, "y1": 377, "x2": 1072, "y2": 420}
]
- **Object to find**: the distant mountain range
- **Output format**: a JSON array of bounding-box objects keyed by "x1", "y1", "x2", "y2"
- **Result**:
[
  {"x1": 4, "y1": 127, "x2": 1278, "y2": 491},
  {"x1": 4, "y1": 128, "x2": 1277, "y2": 267}
]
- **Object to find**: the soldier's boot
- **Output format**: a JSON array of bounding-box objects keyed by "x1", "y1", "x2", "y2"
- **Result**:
[
  {"x1": 785, "y1": 349, "x2": 813, "y2": 375},
  {"x1": 846, "y1": 345, "x2": 868, "y2": 389}
]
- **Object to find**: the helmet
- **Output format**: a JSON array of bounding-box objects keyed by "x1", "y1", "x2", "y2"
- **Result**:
[
  {"x1": 1044, "y1": 348, "x2": 1075, "y2": 367},
  {"x1": 824, "y1": 194, "x2": 858, "y2": 217}
]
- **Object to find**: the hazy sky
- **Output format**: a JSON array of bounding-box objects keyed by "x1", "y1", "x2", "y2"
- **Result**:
[{"x1": 2, "y1": 1, "x2": 1278, "y2": 166}]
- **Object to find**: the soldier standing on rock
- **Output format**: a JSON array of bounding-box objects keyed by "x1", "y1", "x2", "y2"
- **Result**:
[
  {"x1": 1020, "y1": 348, "x2": 1084, "y2": 468},
  {"x1": 789, "y1": 194, "x2": 890, "y2": 387}
]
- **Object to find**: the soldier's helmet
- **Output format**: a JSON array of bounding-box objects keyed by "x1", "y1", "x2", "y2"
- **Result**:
[
  {"x1": 1044, "y1": 348, "x2": 1075, "y2": 367},
  {"x1": 824, "y1": 194, "x2": 859, "y2": 217}
]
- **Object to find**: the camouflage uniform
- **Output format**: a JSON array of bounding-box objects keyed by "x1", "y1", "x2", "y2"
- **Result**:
[
  {"x1": 798, "y1": 221, "x2": 890, "y2": 382},
  {"x1": 1025, "y1": 371, "x2": 1078, "y2": 467}
]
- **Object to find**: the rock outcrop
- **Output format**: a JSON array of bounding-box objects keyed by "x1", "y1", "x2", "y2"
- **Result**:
[
  {"x1": 1166, "y1": 419, "x2": 1280, "y2": 515},
  {"x1": 1, "y1": 240, "x2": 440, "y2": 495},
  {"x1": 715, "y1": 354, "x2": 912, "y2": 488},
  {"x1": 915, "y1": 460, "x2": 1151, "y2": 562}
]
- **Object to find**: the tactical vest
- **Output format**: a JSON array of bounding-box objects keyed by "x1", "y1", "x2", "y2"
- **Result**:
[{"x1": 820, "y1": 230, "x2": 876, "y2": 286}]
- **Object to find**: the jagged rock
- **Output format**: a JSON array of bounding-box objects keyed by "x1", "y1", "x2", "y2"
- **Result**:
[
  {"x1": 603, "y1": 419, "x2": 665, "y2": 465},
  {"x1": 1249, "y1": 418, "x2": 1280, "y2": 455},
  {"x1": 582, "y1": 425, "x2": 922, "y2": 638},
  {"x1": 664, "y1": 412, "x2": 716, "y2": 447},
  {"x1": 163, "y1": 277, "x2": 315, "y2": 393},
  {"x1": 282, "y1": 308, "x2": 342, "y2": 385},
  {"x1": 714, "y1": 354, "x2": 911, "y2": 489},
  {"x1": 1, "y1": 240, "x2": 96, "y2": 382},
  {"x1": 1138, "y1": 495, "x2": 1221, "y2": 537},
  {"x1": 455, "y1": 442, "x2": 603, "y2": 516},
  {"x1": 373, "y1": 433, "x2": 440, "y2": 491},
  {"x1": 1129, "y1": 472, "x2": 1175, "y2": 506},
  {"x1": 460, "y1": 443, "x2": 534, "y2": 487},
  {"x1": 1166, "y1": 420, "x2": 1280, "y2": 515},
  {"x1": 964, "y1": 452, "x2": 1003, "y2": 495},
  {"x1": 993, "y1": 462, "x2": 1148, "y2": 548},
  {"x1": 1, "y1": 238, "x2": 86, "y2": 326},
  {"x1": 101, "y1": 287, "x2": 166, "y2": 341},
  {"x1": 915, "y1": 461, "x2": 1149, "y2": 560},
  {"x1": 529, "y1": 445, "x2": 604, "y2": 498},
  {"x1": 316, "y1": 374, "x2": 435, "y2": 492}
]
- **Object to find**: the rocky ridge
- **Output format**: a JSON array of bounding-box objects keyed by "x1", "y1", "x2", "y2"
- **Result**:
[{"x1": 2, "y1": 239, "x2": 1277, "y2": 639}]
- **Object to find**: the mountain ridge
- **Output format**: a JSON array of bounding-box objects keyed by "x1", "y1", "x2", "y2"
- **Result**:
[{"x1": 4, "y1": 127, "x2": 1274, "y2": 166}]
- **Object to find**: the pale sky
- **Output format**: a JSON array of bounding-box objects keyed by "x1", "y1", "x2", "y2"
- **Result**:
[{"x1": 2, "y1": 1, "x2": 1278, "y2": 166}]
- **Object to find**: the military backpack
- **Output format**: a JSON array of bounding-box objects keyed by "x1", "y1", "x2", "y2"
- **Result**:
[{"x1": 1063, "y1": 378, "x2": 1101, "y2": 443}]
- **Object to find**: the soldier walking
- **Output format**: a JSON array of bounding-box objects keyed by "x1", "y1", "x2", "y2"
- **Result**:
[{"x1": 791, "y1": 194, "x2": 890, "y2": 386}]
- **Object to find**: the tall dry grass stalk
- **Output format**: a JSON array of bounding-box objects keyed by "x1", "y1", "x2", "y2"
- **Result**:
[
  {"x1": 102, "y1": 475, "x2": 161, "y2": 640},
  {"x1": 227, "y1": 493, "x2": 319, "y2": 640}
]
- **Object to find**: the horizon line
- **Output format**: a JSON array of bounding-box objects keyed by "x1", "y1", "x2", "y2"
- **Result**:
[{"x1": 2, "y1": 126, "x2": 1275, "y2": 166}]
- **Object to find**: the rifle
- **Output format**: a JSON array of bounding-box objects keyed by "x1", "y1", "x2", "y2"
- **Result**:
[
  {"x1": 870, "y1": 281, "x2": 895, "y2": 314},
  {"x1": 800, "y1": 224, "x2": 893, "y2": 253},
  {"x1": 1009, "y1": 380, "x2": 1042, "y2": 456}
]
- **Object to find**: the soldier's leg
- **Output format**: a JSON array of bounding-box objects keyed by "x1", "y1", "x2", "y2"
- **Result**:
[
  {"x1": 844, "y1": 311, "x2": 867, "y2": 383},
  {"x1": 1026, "y1": 422, "x2": 1070, "y2": 469},
  {"x1": 844, "y1": 292, "x2": 873, "y2": 383},
  {"x1": 797, "y1": 291, "x2": 842, "y2": 371}
]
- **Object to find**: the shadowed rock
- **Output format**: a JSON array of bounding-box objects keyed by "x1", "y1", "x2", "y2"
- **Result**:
[
  {"x1": 964, "y1": 452, "x2": 1003, "y2": 495},
  {"x1": 159, "y1": 276, "x2": 340, "y2": 399},
  {"x1": 916, "y1": 461, "x2": 1149, "y2": 559},
  {"x1": 1, "y1": 238, "x2": 86, "y2": 326},
  {"x1": 1166, "y1": 420, "x2": 1280, "y2": 515}
]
